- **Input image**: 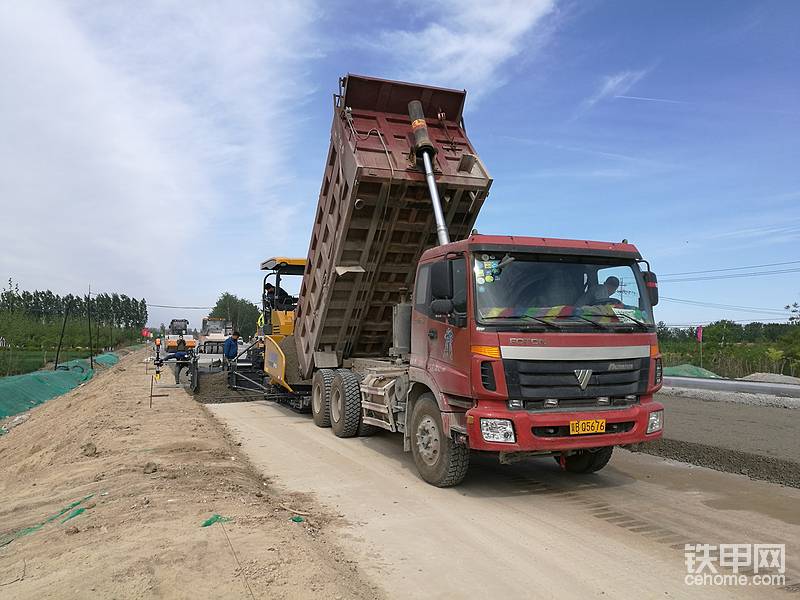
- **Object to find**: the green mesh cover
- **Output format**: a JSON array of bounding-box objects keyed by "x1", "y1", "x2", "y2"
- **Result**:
[
  {"x1": 662, "y1": 364, "x2": 721, "y2": 379},
  {"x1": 0, "y1": 356, "x2": 108, "y2": 419},
  {"x1": 94, "y1": 353, "x2": 120, "y2": 367}
]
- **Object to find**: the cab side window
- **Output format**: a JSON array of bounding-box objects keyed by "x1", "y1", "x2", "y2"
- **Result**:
[
  {"x1": 451, "y1": 258, "x2": 467, "y2": 315},
  {"x1": 414, "y1": 264, "x2": 432, "y2": 314}
]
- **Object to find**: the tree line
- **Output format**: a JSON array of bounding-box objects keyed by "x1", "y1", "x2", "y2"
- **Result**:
[
  {"x1": 0, "y1": 279, "x2": 148, "y2": 375},
  {"x1": 1, "y1": 279, "x2": 147, "y2": 328},
  {"x1": 657, "y1": 315, "x2": 800, "y2": 378}
]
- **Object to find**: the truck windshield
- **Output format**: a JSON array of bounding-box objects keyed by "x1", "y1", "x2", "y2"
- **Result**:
[
  {"x1": 472, "y1": 253, "x2": 654, "y2": 330},
  {"x1": 206, "y1": 320, "x2": 225, "y2": 333}
]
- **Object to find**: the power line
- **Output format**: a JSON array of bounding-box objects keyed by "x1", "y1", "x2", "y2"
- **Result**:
[
  {"x1": 661, "y1": 259, "x2": 800, "y2": 277},
  {"x1": 663, "y1": 317, "x2": 790, "y2": 327},
  {"x1": 84, "y1": 292, "x2": 214, "y2": 310},
  {"x1": 661, "y1": 296, "x2": 788, "y2": 315},
  {"x1": 147, "y1": 303, "x2": 214, "y2": 310},
  {"x1": 660, "y1": 267, "x2": 800, "y2": 283}
]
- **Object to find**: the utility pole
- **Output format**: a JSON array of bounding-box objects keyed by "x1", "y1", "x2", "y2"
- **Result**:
[
  {"x1": 54, "y1": 299, "x2": 71, "y2": 370},
  {"x1": 87, "y1": 285, "x2": 94, "y2": 371},
  {"x1": 96, "y1": 306, "x2": 101, "y2": 352}
]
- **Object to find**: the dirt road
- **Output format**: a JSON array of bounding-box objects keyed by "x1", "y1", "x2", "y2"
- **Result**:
[
  {"x1": 210, "y1": 400, "x2": 800, "y2": 599},
  {"x1": 0, "y1": 349, "x2": 381, "y2": 599}
]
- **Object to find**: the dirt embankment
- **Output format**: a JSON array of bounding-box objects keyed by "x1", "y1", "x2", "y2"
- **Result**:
[{"x1": 0, "y1": 349, "x2": 382, "y2": 599}]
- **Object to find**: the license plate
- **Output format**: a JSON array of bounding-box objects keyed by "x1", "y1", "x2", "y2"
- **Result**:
[{"x1": 569, "y1": 419, "x2": 606, "y2": 435}]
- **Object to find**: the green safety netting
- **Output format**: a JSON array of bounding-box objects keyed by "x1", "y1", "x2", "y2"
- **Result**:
[
  {"x1": 0, "y1": 353, "x2": 119, "y2": 420},
  {"x1": 662, "y1": 364, "x2": 721, "y2": 379},
  {"x1": 94, "y1": 353, "x2": 119, "y2": 367}
]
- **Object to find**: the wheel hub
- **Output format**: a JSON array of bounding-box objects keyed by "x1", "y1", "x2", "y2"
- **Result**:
[
  {"x1": 415, "y1": 416, "x2": 440, "y2": 466},
  {"x1": 331, "y1": 388, "x2": 341, "y2": 422},
  {"x1": 312, "y1": 383, "x2": 321, "y2": 414}
]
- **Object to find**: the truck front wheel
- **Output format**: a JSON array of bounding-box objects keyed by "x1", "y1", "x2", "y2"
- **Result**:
[
  {"x1": 559, "y1": 446, "x2": 614, "y2": 473},
  {"x1": 330, "y1": 369, "x2": 361, "y2": 438},
  {"x1": 410, "y1": 394, "x2": 469, "y2": 487},
  {"x1": 311, "y1": 369, "x2": 335, "y2": 428}
]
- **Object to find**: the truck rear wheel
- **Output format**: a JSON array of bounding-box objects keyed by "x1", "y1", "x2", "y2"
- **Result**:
[
  {"x1": 560, "y1": 446, "x2": 614, "y2": 473},
  {"x1": 331, "y1": 369, "x2": 361, "y2": 438},
  {"x1": 357, "y1": 419, "x2": 380, "y2": 437},
  {"x1": 311, "y1": 369, "x2": 335, "y2": 428},
  {"x1": 410, "y1": 394, "x2": 469, "y2": 487}
]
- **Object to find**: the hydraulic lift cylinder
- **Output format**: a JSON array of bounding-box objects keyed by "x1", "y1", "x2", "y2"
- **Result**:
[{"x1": 408, "y1": 100, "x2": 450, "y2": 246}]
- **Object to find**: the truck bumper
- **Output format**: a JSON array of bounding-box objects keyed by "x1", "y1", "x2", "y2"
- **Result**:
[{"x1": 464, "y1": 398, "x2": 664, "y2": 453}]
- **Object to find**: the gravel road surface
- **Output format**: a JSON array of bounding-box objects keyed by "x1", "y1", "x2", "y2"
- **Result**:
[
  {"x1": 210, "y1": 400, "x2": 800, "y2": 599},
  {"x1": 640, "y1": 391, "x2": 800, "y2": 487}
]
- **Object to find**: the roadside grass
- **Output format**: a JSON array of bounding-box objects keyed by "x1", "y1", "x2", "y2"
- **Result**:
[{"x1": 0, "y1": 349, "x2": 92, "y2": 377}]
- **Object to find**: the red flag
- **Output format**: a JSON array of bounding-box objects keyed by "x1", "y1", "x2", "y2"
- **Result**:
[{"x1": 696, "y1": 326, "x2": 703, "y2": 342}]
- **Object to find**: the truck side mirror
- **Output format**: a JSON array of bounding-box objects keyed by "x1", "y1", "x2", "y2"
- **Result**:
[
  {"x1": 430, "y1": 298, "x2": 454, "y2": 316},
  {"x1": 643, "y1": 271, "x2": 659, "y2": 306},
  {"x1": 430, "y1": 261, "x2": 453, "y2": 299}
]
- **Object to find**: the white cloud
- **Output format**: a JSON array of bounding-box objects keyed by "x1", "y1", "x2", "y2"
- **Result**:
[
  {"x1": 577, "y1": 69, "x2": 648, "y2": 115},
  {"x1": 0, "y1": 2, "x2": 318, "y2": 325},
  {"x1": 375, "y1": 0, "x2": 556, "y2": 98}
]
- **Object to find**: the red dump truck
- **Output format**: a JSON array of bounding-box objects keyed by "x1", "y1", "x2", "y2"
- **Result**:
[{"x1": 273, "y1": 74, "x2": 664, "y2": 487}]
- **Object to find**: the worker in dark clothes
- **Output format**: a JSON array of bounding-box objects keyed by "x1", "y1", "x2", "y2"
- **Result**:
[
  {"x1": 223, "y1": 331, "x2": 241, "y2": 369},
  {"x1": 264, "y1": 282, "x2": 290, "y2": 309}
]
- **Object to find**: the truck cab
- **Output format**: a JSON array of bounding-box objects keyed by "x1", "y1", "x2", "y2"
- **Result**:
[{"x1": 409, "y1": 234, "x2": 663, "y2": 463}]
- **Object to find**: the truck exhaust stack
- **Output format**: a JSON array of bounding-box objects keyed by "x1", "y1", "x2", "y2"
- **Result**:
[{"x1": 408, "y1": 100, "x2": 450, "y2": 246}]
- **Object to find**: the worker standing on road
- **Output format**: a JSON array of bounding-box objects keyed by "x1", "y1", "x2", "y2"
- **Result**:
[{"x1": 223, "y1": 331, "x2": 241, "y2": 369}]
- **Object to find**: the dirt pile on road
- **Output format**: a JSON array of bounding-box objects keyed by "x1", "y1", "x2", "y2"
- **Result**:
[
  {"x1": 741, "y1": 372, "x2": 800, "y2": 385},
  {"x1": 193, "y1": 370, "x2": 267, "y2": 404},
  {"x1": 0, "y1": 349, "x2": 381, "y2": 599}
]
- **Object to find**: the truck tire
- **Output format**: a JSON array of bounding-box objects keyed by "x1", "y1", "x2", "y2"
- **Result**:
[
  {"x1": 561, "y1": 446, "x2": 614, "y2": 474},
  {"x1": 331, "y1": 369, "x2": 361, "y2": 438},
  {"x1": 357, "y1": 419, "x2": 380, "y2": 437},
  {"x1": 410, "y1": 393, "x2": 469, "y2": 487},
  {"x1": 311, "y1": 369, "x2": 335, "y2": 428}
]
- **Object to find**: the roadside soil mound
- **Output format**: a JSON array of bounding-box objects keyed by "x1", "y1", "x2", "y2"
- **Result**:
[
  {"x1": 0, "y1": 349, "x2": 381, "y2": 599},
  {"x1": 741, "y1": 372, "x2": 800, "y2": 385}
]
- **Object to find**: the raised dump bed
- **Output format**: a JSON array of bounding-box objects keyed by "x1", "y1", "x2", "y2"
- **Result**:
[{"x1": 294, "y1": 74, "x2": 492, "y2": 379}]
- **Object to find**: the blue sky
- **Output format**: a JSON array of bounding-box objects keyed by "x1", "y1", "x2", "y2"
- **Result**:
[{"x1": 1, "y1": 1, "x2": 797, "y2": 329}]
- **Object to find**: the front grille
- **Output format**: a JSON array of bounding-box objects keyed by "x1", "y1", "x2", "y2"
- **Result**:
[
  {"x1": 504, "y1": 358, "x2": 649, "y2": 410},
  {"x1": 533, "y1": 421, "x2": 635, "y2": 437}
]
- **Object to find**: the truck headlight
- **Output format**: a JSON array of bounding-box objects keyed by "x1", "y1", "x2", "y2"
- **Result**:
[
  {"x1": 481, "y1": 418, "x2": 515, "y2": 443},
  {"x1": 646, "y1": 410, "x2": 663, "y2": 434}
]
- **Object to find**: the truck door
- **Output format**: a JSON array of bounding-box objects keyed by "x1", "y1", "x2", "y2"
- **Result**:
[
  {"x1": 410, "y1": 263, "x2": 432, "y2": 369},
  {"x1": 426, "y1": 257, "x2": 472, "y2": 398}
]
